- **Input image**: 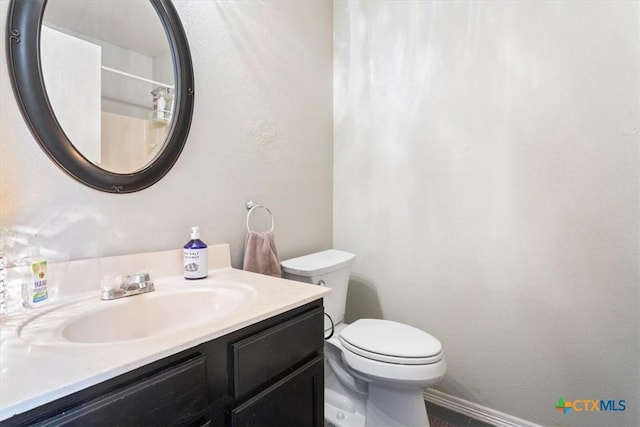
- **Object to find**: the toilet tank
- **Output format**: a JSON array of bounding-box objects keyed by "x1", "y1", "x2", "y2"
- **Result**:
[{"x1": 281, "y1": 250, "x2": 356, "y2": 327}]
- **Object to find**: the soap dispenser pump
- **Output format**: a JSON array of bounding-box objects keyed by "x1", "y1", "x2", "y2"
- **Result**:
[{"x1": 183, "y1": 226, "x2": 207, "y2": 279}]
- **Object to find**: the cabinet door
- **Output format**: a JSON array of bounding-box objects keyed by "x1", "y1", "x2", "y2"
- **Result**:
[
  {"x1": 35, "y1": 356, "x2": 207, "y2": 427},
  {"x1": 229, "y1": 356, "x2": 324, "y2": 427},
  {"x1": 230, "y1": 306, "x2": 324, "y2": 398}
]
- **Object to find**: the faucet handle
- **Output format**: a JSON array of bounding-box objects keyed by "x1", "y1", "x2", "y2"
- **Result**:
[
  {"x1": 122, "y1": 272, "x2": 153, "y2": 291},
  {"x1": 101, "y1": 275, "x2": 122, "y2": 292}
]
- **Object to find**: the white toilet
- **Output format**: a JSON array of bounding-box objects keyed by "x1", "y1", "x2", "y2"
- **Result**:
[{"x1": 281, "y1": 250, "x2": 446, "y2": 427}]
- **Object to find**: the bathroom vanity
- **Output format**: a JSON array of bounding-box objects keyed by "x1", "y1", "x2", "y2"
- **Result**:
[{"x1": 0, "y1": 245, "x2": 329, "y2": 426}]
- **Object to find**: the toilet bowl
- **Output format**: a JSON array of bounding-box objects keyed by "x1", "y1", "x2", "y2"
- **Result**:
[{"x1": 281, "y1": 250, "x2": 446, "y2": 427}]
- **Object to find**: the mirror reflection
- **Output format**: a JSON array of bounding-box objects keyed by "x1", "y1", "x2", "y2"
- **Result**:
[{"x1": 41, "y1": 0, "x2": 175, "y2": 174}]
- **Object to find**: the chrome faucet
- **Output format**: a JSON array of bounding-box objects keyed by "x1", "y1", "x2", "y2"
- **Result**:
[{"x1": 101, "y1": 273, "x2": 154, "y2": 300}]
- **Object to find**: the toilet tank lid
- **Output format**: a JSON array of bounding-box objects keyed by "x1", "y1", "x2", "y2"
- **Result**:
[{"x1": 280, "y1": 250, "x2": 356, "y2": 277}]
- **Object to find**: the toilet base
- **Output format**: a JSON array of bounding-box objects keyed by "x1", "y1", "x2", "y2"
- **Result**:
[
  {"x1": 324, "y1": 361, "x2": 366, "y2": 427},
  {"x1": 365, "y1": 383, "x2": 430, "y2": 427},
  {"x1": 324, "y1": 361, "x2": 431, "y2": 427},
  {"x1": 325, "y1": 393, "x2": 365, "y2": 427},
  {"x1": 324, "y1": 386, "x2": 431, "y2": 427}
]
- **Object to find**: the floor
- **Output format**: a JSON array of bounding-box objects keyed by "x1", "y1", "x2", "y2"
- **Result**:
[{"x1": 426, "y1": 401, "x2": 493, "y2": 427}]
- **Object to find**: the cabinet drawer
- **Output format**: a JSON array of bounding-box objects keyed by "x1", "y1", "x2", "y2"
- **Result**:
[
  {"x1": 230, "y1": 355, "x2": 324, "y2": 427},
  {"x1": 231, "y1": 306, "x2": 324, "y2": 398},
  {"x1": 36, "y1": 355, "x2": 207, "y2": 426}
]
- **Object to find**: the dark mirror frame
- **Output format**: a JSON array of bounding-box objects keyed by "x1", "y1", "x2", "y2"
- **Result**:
[{"x1": 5, "y1": 0, "x2": 194, "y2": 193}]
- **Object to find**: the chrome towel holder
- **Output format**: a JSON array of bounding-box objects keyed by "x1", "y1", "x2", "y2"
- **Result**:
[{"x1": 246, "y1": 200, "x2": 275, "y2": 233}]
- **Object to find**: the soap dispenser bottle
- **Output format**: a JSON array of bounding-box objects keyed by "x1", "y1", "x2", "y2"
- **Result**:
[
  {"x1": 184, "y1": 227, "x2": 207, "y2": 279},
  {"x1": 19, "y1": 246, "x2": 49, "y2": 308}
]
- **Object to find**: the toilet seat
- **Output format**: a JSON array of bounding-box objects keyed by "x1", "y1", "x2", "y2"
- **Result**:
[{"x1": 339, "y1": 319, "x2": 443, "y2": 365}]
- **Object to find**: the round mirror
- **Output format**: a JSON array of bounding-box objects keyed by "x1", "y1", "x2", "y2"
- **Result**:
[
  {"x1": 42, "y1": 0, "x2": 175, "y2": 174},
  {"x1": 6, "y1": 0, "x2": 194, "y2": 193}
]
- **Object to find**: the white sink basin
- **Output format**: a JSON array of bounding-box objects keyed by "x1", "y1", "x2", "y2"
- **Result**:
[{"x1": 18, "y1": 282, "x2": 256, "y2": 345}]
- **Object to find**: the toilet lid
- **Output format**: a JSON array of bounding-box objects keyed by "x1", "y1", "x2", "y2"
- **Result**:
[
  {"x1": 339, "y1": 319, "x2": 443, "y2": 365},
  {"x1": 280, "y1": 249, "x2": 356, "y2": 277}
]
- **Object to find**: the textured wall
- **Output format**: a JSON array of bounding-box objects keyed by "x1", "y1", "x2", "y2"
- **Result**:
[
  {"x1": 0, "y1": 0, "x2": 333, "y2": 266},
  {"x1": 334, "y1": 1, "x2": 639, "y2": 426}
]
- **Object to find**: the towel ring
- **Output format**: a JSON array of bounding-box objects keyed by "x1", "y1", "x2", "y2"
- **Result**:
[{"x1": 246, "y1": 201, "x2": 275, "y2": 233}]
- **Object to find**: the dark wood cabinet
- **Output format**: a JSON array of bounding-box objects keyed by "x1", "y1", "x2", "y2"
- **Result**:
[
  {"x1": 36, "y1": 356, "x2": 208, "y2": 427},
  {"x1": 230, "y1": 356, "x2": 324, "y2": 427},
  {"x1": 1, "y1": 300, "x2": 324, "y2": 427}
]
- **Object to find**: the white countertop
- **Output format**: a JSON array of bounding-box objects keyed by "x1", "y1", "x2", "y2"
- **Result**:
[{"x1": 0, "y1": 247, "x2": 329, "y2": 422}]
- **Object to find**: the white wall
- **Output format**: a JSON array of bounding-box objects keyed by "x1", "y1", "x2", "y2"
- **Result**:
[
  {"x1": 334, "y1": 1, "x2": 639, "y2": 426},
  {"x1": 0, "y1": 0, "x2": 333, "y2": 267},
  {"x1": 40, "y1": 26, "x2": 102, "y2": 164}
]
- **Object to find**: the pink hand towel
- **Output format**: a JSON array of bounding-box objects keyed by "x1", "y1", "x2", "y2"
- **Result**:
[{"x1": 243, "y1": 231, "x2": 282, "y2": 277}]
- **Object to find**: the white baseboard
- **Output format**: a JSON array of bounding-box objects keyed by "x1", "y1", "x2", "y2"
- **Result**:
[{"x1": 423, "y1": 389, "x2": 541, "y2": 427}]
